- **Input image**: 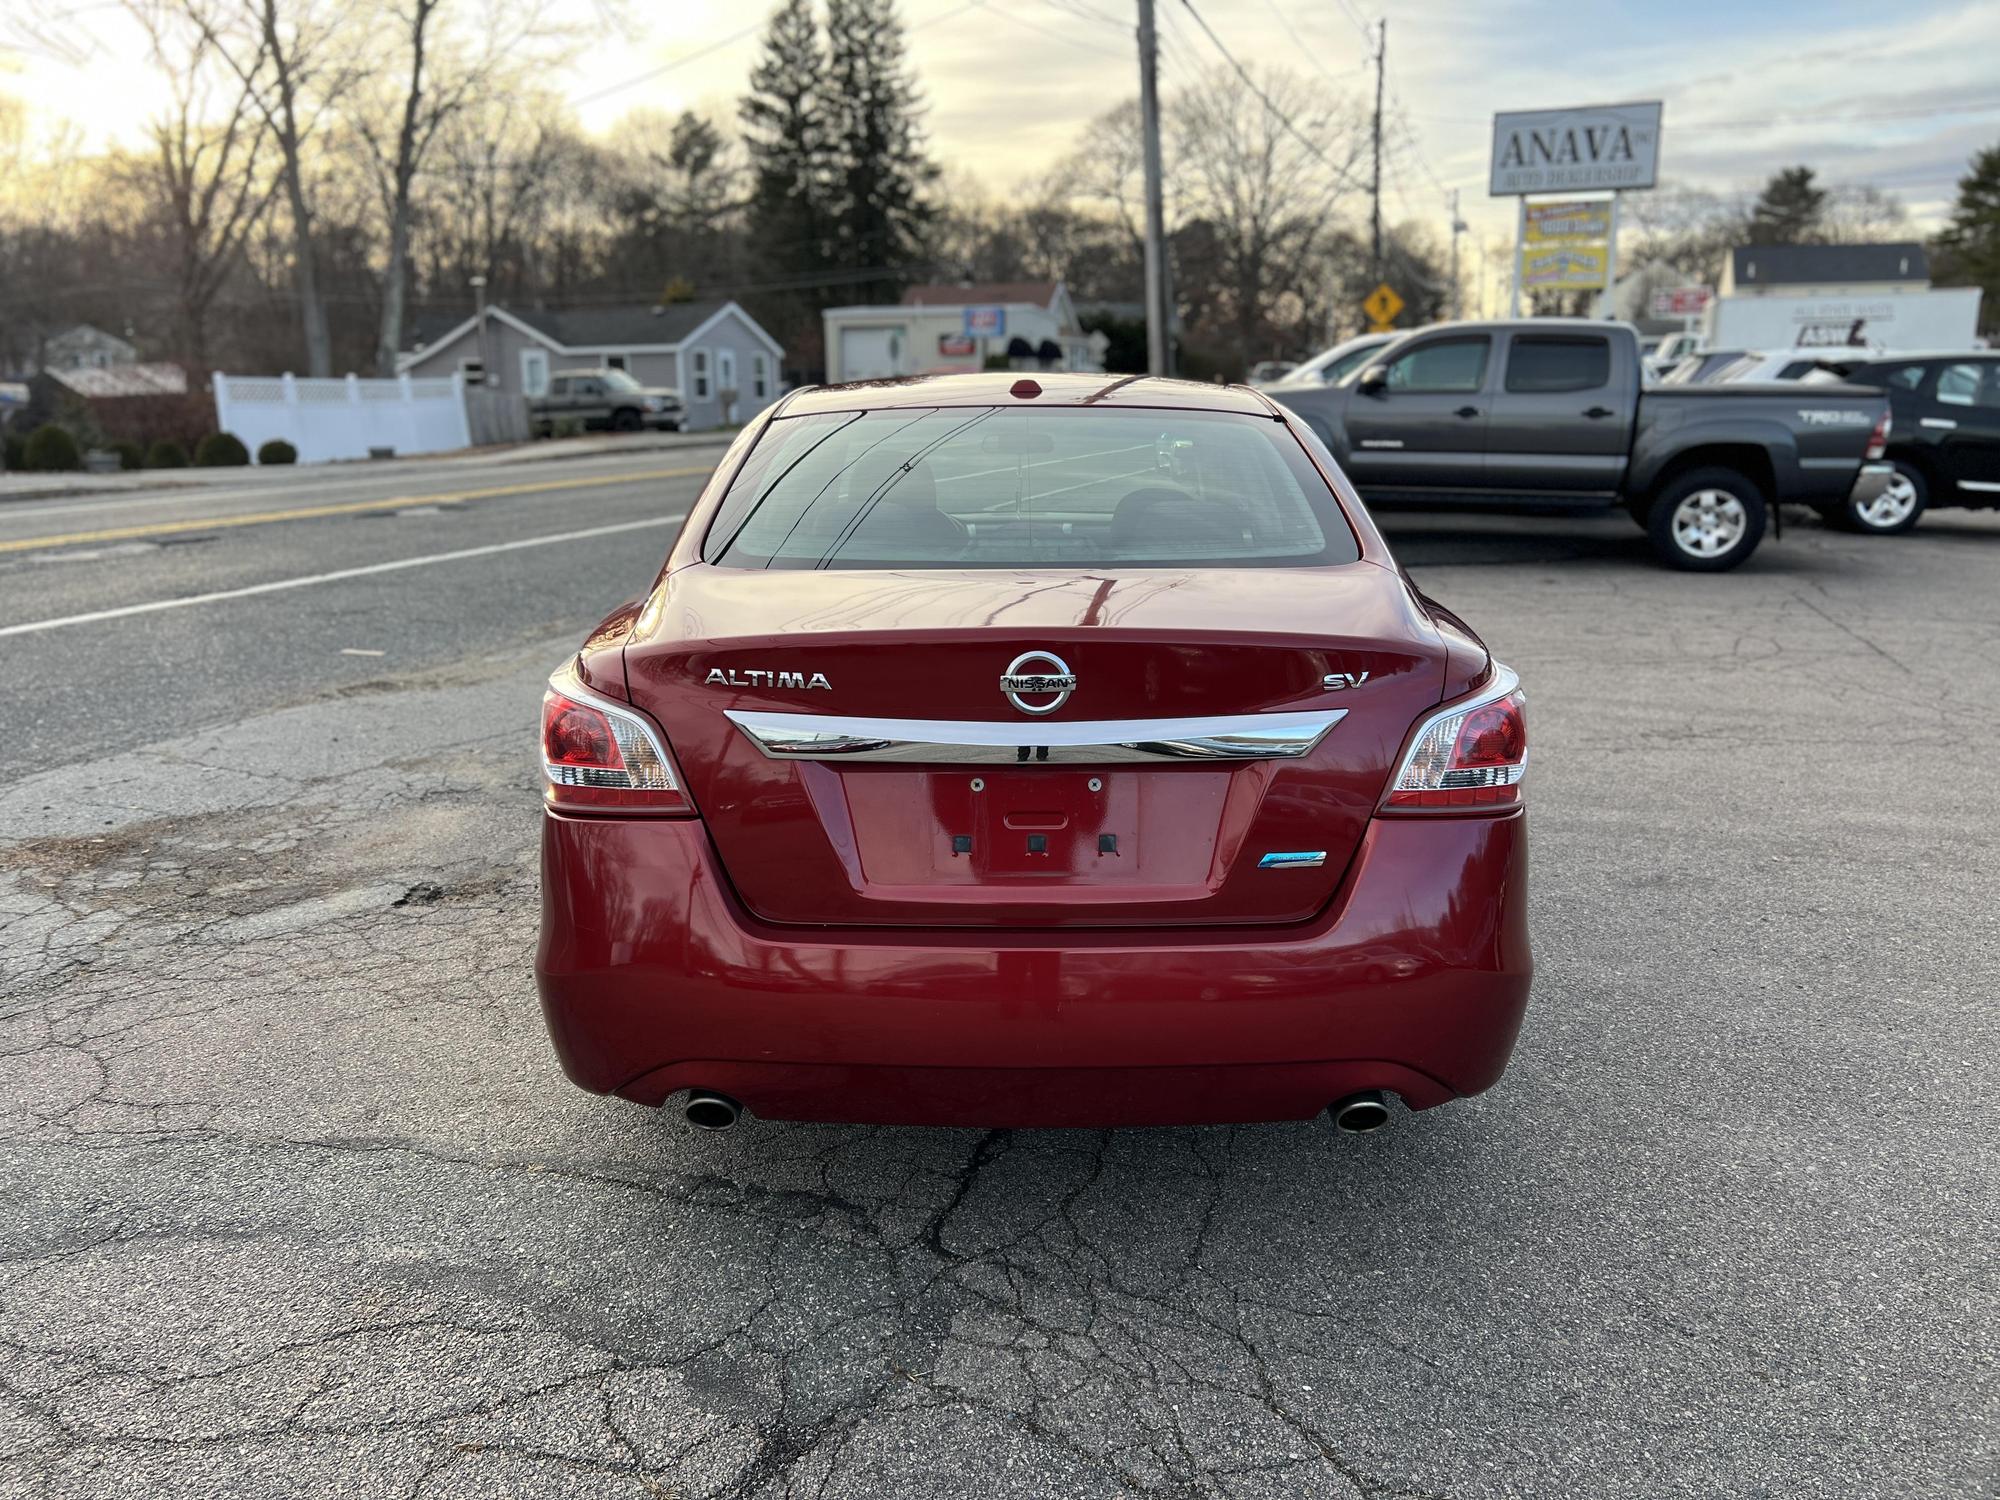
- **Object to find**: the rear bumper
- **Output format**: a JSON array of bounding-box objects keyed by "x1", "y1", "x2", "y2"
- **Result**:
[
  {"x1": 535, "y1": 810, "x2": 1532, "y2": 1127},
  {"x1": 1848, "y1": 462, "x2": 1894, "y2": 508}
]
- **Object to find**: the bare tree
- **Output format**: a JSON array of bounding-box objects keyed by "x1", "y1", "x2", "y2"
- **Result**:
[
  {"x1": 350, "y1": 0, "x2": 571, "y2": 374},
  {"x1": 160, "y1": 0, "x2": 357, "y2": 376},
  {"x1": 127, "y1": 8, "x2": 278, "y2": 371}
]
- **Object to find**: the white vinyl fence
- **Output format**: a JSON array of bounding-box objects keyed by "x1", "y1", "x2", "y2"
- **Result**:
[{"x1": 212, "y1": 372, "x2": 473, "y2": 463}]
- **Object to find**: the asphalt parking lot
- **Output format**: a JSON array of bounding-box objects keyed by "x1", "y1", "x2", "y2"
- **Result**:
[{"x1": 0, "y1": 461, "x2": 1994, "y2": 1498}]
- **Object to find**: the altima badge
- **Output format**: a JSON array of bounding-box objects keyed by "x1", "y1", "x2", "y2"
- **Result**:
[
  {"x1": 705, "y1": 668, "x2": 832, "y2": 690},
  {"x1": 1001, "y1": 651, "x2": 1076, "y2": 716}
]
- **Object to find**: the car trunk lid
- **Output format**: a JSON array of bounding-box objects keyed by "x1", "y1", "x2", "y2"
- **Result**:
[{"x1": 622, "y1": 564, "x2": 1446, "y2": 928}]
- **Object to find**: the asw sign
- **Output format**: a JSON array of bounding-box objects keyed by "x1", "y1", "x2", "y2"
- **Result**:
[{"x1": 1490, "y1": 102, "x2": 1662, "y2": 196}]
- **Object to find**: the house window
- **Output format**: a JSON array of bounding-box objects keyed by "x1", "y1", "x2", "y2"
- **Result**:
[
  {"x1": 691, "y1": 349, "x2": 711, "y2": 401},
  {"x1": 605, "y1": 354, "x2": 628, "y2": 371},
  {"x1": 717, "y1": 348, "x2": 736, "y2": 393},
  {"x1": 521, "y1": 349, "x2": 550, "y2": 397},
  {"x1": 751, "y1": 353, "x2": 769, "y2": 400},
  {"x1": 458, "y1": 356, "x2": 487, "y2": 388}
]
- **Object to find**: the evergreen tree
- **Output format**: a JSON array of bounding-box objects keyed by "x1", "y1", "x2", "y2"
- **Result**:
[
  {"x1": 1749, "y1": 166, "x2": 1827, "y2": 244},
  {"x1": 823, "y1": 0, "x2": 938, "y2": 303},
  {"x1": 739, "y1": 0, "x2": 833, "y2": 360},
  {"x1": 1936, "y1": 143, "x2": 2000, "y2": 336}
]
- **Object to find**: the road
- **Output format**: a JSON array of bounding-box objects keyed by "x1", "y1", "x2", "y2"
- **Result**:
[{"x1": 0, "y1": 453, "x2": 1994, "y2": 1499}]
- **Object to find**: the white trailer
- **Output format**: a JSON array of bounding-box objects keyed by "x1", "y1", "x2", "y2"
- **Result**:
[{"x1": 1702, "y1": 287, "x2": 1984, "y2": 353}]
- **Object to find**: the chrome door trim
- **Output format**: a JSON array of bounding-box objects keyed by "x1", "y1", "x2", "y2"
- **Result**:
[
  {"x1": 725, "y1": 708, "x2": 1347, "y2": 764},
  {"x1": 1920, "y1": 417, "x2": 1958, "y2": 430}
]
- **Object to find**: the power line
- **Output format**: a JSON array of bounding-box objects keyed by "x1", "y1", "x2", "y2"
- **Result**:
[
  {"x1": 1259, "y1": 0, "x2": 1339, "y2": 85},
  {"x1": 1174, "y1": 0, "x2": 1364, "y2": 195},
  {"x1": 984, "y1": 3, "x2": 1128, "y2": 60}
]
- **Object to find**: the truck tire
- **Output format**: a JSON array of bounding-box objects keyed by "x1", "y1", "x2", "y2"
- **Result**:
[
  {"x1": 1818, "y1": 459, "x2": 1926, "y2": 535},
  {"x1": 612, "y1": 406, "x2": 642, "y2": 432},
  {"x1": 1645, "y1": 467, "x2": 1768, "y2": 572}
]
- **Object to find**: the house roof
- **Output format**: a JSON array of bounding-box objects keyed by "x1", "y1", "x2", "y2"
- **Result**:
[
  {"x1": 1729, "y1": 243, "x2": 1928, "y2": 288},
  {"x1": 48, "y1": 363, "x2": 187, "y2": 398},
  {"x1": 404, "y1": 299, "x2": 782, "y2": 368},
  {"x1": 901, "y1": 281, "x2": 1061, "y2": 308},
  {"x1": 503, "y1": 300, "x2": 736, "y2": 347}
]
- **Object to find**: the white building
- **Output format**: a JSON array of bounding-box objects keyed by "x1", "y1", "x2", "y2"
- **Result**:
[{"x1": 822, "y1": 281, "x2": 1103, "y2": 384}]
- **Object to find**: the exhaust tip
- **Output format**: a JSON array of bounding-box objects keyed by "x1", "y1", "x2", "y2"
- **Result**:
[
  {"x1": 1330, "y1": 1090, "x2": 1391, "y2": 1134},
  {"x1": 683, "y1": 1091, "x2": 741, "y2": 1131}
]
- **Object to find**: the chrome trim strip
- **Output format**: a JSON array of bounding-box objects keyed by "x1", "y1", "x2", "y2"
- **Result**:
[
  {"x1": 1921, "y1": 417, "x2": 1958, "y2": 429},
  {"x1": 1959, "y1": 479, "x2": 2000, "y2": 493},
  {"x1": 725, "y1": 708, "x2": 1346, "y2": 764}
]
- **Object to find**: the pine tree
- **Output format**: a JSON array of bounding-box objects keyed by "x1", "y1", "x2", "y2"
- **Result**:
[
  {"x1": 1749, "y1": 166, "x2": 1827, "y2": 245},
  {"x1": 1936, "y1": 143, "x2": 2000, "y2": 336},
  {"x1": 739, "y1": 0, "x2": 833, "y2": 354},
  {"x1": 823, "y1": 0, "x2": 938, "y2": 303}
]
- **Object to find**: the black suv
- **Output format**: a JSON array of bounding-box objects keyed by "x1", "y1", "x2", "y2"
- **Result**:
[{"x1": 1834, "y1": 354, "x2": 2000, "y2": 532}]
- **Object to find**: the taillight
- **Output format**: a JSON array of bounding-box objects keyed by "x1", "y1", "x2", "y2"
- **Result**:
[
  {"x1": 1385, "y1": 666, "x2": 1528, "y2": 811},
  {"x1": 540, "y1": 670, "x2": 693, "y2": 816},
  {"x1": 1865, "y1": 407, "x2": 1890, "y2": 460}
]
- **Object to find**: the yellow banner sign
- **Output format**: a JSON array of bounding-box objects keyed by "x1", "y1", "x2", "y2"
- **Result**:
[
  {"x1": 1524, "y1": 199, "x2": 1613, "y2": 244},
  {"x1": 1523, "y1": 244, "x2": 1609, "y2": 290}
]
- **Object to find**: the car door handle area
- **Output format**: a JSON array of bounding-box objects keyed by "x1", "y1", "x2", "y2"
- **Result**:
[
  {"x1": 1921, "y1": 417, "x2": 1958, "y2": 429},
  {"x1": 1583, "y1": 406, "x2": 1615, "y2": 419},
  {"x1": 1454, "y1": 406, "x2": 1480, "y2": 419}
]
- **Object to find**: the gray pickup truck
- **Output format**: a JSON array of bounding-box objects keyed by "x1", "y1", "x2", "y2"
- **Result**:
[
  {"x1": 1270, "y1": 318, "x2": 1893, "y2": 570},
  {"x1": 532, "y1": 369, "x2": 684, "y2": 436}
]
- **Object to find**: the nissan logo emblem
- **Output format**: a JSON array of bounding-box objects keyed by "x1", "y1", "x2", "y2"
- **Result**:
[{"x1": 1000, "y1": 650, "x2": 1076, "y2": 716}]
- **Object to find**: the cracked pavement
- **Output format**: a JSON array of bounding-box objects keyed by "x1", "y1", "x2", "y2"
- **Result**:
[{"x1": 0, "y1": 469, "x2": 1995, "y2": 1498}]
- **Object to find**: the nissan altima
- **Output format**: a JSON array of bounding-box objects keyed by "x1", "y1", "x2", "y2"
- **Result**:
[{"x1": 535, "y1": 373, "x2": 1531, "y2": 1132}]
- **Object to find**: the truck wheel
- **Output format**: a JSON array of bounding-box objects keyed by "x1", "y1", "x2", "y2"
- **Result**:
[
  {"x1": 612, "y1": 407, "x2": 642, "y2": 432},
  {"x1": 1646, "y1": 467, "x2": 1768, "y2": 572},
  {"x1": 1825, "y1": 461, "x2": 1926, "y2": 535}
]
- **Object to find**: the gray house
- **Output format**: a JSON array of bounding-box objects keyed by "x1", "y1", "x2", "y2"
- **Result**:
[{"x1": 399, "y1": 300, "x2": 784, "y2": 431}]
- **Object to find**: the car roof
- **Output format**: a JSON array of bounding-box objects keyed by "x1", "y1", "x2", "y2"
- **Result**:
[
  {"x1": 778, "y1": 372, "x2": 1279, "y2": 418},
  {"x1": 1850, "y1": 350, "x2": 1998, "y2": 364}
]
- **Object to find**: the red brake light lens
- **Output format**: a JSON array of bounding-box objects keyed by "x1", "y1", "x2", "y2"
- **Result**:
[
  {"x1": 540, "y1": 678, "x2": 692, "y2": 816},
  {"x1": 1386, "y1": 671, "x2": 1527, "y2": 811},
  {"x1": 1865, "y1": 408, "x2": 1890, "y2": 461}
]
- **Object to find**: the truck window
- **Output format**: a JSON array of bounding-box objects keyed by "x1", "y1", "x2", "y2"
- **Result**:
[
  {"x1": 1384, "y1": 337, "x2": 1489, "y2": 394},
  {"x1": 1504, "y1": 336, "x2": 1610, "y2": 393},
  {"x1": 549, "y1": 377, "x2": 569, "y2": 397}
]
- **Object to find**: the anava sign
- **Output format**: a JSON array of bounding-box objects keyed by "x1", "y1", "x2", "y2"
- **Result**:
[{"x1": 1489, "y1": 102, "x2": 1662, "y2": 196}]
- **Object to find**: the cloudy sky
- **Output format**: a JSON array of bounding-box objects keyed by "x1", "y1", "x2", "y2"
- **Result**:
[{"x1": 7, "y1": 0, "x2": 1998, "y2": 264}]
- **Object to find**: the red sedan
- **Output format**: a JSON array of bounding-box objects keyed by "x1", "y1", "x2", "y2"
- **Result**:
[{"x1": 536, "y1": 373, "x2": 1530, "y2": 1132}]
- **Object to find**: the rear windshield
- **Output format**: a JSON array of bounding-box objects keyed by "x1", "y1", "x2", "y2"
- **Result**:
[{"x1": 704, "y1": 406, "x2": 1358, "y2": 570}]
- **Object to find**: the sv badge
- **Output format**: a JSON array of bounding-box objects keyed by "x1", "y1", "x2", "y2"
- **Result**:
[{"x1": 1322, "y1": 671, "x2": 1371, "y2": 691}]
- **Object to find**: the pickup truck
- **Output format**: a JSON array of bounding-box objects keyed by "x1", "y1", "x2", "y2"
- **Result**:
[
  {"x1": 1270, "y1": 319, "x2": 1893, "y2": 570},
  {"x1": 532, "y1": 369, "x2": 684, "y2": 436}
]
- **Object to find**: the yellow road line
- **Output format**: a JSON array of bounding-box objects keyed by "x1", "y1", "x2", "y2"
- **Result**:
[{"x1": 0, "y1": 464, "x2": 712, "y2": 556}]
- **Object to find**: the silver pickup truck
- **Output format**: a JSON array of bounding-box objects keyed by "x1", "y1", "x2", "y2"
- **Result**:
[
  {"x1": 532, "y1": 369, "x2": 684, "y2": 436},
  {"x1": 1271, "y1": 318, "x2": 1893, "y2": 570}
]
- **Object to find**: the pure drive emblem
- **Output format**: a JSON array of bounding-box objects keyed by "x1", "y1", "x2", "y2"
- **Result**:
[
  {"x1": 705, "y1": 667, "x2": 832, "y2": 690},
  {"x1": 1000, "y1": 651, "x2": 1076, "y2": 716}
]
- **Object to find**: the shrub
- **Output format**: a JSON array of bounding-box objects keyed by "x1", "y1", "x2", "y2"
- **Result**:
[
  {"x1": 1, "y1": 433, "x2": 24, "y2": 472},
  {"x1": 195, "y1": 432, "x2": 249, "y2": 467},
  {"x1": 256, "y1": 438, "x2": 297, "y2": 466},
  {"x1": 111, "y1": 441, "x2": 143, "y2": 471},
  {"x1": 24, "y1": 424, "x2": 82, "y2": 472},
  {"x1": 145, "y1": 439, "x2": 189, "y2": 469},
  {"x1": 553, "y1": 416, "x2": 584, "y2": 438}
]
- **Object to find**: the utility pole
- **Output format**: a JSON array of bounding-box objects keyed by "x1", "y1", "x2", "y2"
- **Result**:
[
  {"x1": 1137, "y1": 0, "x2": 1171, "y2": 376},
  {"x1": 1369, "y1": 18, "x2": 1385, "y2": 286},
  {"x1": 1448, "y1": 189, "x2": 1465, "y2": 320}
]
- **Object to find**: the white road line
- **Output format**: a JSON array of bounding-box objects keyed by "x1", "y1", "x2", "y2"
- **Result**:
[{"x1": 0, "y1": 515, "x2": 681, "y2": 640}]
